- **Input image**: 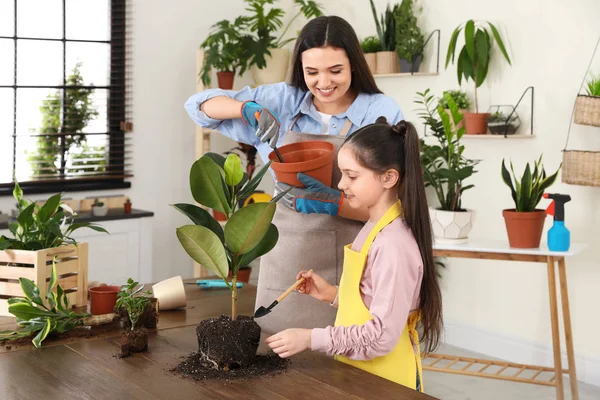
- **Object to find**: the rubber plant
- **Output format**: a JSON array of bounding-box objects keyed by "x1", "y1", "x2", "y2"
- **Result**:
[
  {"x1": 172, "y1": 153, "x2": 290, "y2": 320},
  {"x1": 445, "y1": 20, "x2": 511, "y2": 113},
  {"x1": 0, "y1": 261, "x2": 92, "y2": 348}
]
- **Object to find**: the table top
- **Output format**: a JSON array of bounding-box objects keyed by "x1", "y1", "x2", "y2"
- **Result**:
[
  {"x1": 0, "y1": 281, "x2": 435, "y2": 400},
  {"x1": 433, "y1": 239, "x2": 587, "y2": 257}
]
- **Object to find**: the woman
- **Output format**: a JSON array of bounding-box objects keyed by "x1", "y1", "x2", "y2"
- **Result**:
[{"x1": 184, "y1": 15, "x2": 404, "y2": 334}]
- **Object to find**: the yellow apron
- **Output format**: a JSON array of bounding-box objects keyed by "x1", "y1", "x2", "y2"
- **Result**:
[{"x1": 334, "y1": 200, "x2": 424, "y2": 391}]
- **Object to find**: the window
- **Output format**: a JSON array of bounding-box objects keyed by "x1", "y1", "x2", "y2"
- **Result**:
[{"x1": 0, "y1": 0, "x2": 132, "y2": 195}]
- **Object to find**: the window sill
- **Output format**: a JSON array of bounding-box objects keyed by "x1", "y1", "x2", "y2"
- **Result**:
[{"x1": 0, "y1": 180, "x2": 131, "y2": 197}]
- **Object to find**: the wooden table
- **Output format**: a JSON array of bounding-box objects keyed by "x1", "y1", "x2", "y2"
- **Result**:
[
  {"x1": 429, "y1": 239, "x2": 586, "y2": 400},
  {"x1": 0, "y1": 281, "x2": 435, "y2": 399}
]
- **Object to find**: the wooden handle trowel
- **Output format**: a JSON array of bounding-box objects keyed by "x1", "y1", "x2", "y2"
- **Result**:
[{"x1": 254, "y1": 269, "x2": 312, "y2": 318}]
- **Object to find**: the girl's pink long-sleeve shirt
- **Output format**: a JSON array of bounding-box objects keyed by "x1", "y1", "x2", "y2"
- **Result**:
[{"x1": 310, "y1": 217, "x2": 423, "y2": 360}]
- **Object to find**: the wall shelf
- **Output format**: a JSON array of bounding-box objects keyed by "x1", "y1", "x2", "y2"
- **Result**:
[
  {"x1": 374, "y1": 72, "x2": 439, "y2": 78},
  {"x1": 461, "y1": 134, "x2": 535, "y2": 139}
]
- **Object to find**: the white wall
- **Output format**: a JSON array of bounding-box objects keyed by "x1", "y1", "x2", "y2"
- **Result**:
[{"x1": 1, "y1": 0, "x2": 599, "y2": 384}]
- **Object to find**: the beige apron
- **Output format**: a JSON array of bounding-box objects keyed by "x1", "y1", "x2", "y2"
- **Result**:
[{"x1": 255, "y1": 115, "x2": 364, "y2": 335}]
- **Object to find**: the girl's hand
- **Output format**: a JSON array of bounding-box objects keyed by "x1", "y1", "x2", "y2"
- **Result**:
[
  {"x1": 266, "y1": 329, "x2": 312, "y2": 358},
  {"x1": 296, "y1": 270, "x2": 337, "y2": 303}
]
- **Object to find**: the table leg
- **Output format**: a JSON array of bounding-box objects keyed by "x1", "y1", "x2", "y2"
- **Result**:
[
  {"x1": 547, "y1": 256, "x2": 564, "y2": 400},
  {"x1": 558, "y1": 257, "x2": 579, "y2": 400}
]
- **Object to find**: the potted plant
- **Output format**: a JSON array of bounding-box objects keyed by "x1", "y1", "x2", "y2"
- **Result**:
[
  {"x1": 574, "y1": 72, "x2": 600, "y2": 127},
  {"x1": 416, "y1": 89, "x2": 480, "y2": 243},
  {"x1": 245, "y1": 0, "x2": 323, "y2": 85},
  {"x1": 394, "y1": 0, "x2": 425, "y2": 73},
  {"x1": 370, "y1": 0, "x2": 399, "y2": 74},
  {"x1": 501, "y1": 156, "x2": 561, "y2": 248},
  {"x1": 0, "y1": 180, "x2": 107, "y2": 315},
  {"x1": 172, "y1": 152, "x2": 288, "y2": 371},
  {"x1": 0, "y1": 262, "x2": 116, "y2": 348},
  {"x1": 91, "y1": 198, "x2": 107, "y2": 216},
  {"x1": 361, "y1": 35, "x2": 380, "y2": 75},
  {"x1": 446, "y1": 20, "x2": 512, "y2": 134},
  {"x1": 439, "y1": 89, "x2": 471, "y2": 131},
  {"x1": 124, "y1": 197, "x2": 132, "y2": 214},
  {"x1": 200, "y1": 17, "x2": 252, "y2": 89},
  {"x1": 487, "y1": 110, "x2": 520, "y2": 135},
  {"x1": 116, "y1": 278, "x2": 152, "y2": 357}
]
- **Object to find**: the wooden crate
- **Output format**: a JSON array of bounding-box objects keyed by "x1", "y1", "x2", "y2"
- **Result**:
[{"x1": 0, "y1": 243, "x2": 88, "y2": 316}]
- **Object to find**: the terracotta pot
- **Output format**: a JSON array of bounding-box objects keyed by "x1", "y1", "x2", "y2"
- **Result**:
[
  {"x1": 463, "y1": 112, "x2": 491, "y2": 134},
  {"x1": 89, "y1": 285, "x2": 120, "y2": 315},
  {"x1": 268, "y1": 140, "x2": 335, "y2": 187},
  {"x1": 429, "y1": 208, "x2": 475, "y2": 244},
  {"x1": 503, "y1": 209, "x2": 547, "y2": 248},
  {"x1": 216, "y1": 71, "x2": 234, "y2": 90},
  {"x1": 229, "y1": 267, "x2": 252, "y2": 283},
  {"x1": 251, "y1": 48, "x2": 291, "y2": 85},
  {"x1": 375, "y1": 51, "x2": 399, "y2": 74},
  {"x1": 364, "y1": 53, "x2": 377, "y2": 75},
  {"x1": 124, "y1": 203, "x2": 132, "y2": 213}
]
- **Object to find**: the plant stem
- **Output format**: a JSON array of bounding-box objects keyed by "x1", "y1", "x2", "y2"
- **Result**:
[{"x1": 231, "y1": 276, "x2": 238, "y2": 321}]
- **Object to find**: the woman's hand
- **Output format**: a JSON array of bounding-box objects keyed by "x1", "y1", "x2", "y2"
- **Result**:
[
  {"x1": 296, "y1": 270, "x2": 337, "y2": 303},
  {"x1": 266, "y1": 328, "x2": 312, "y2": 358}
]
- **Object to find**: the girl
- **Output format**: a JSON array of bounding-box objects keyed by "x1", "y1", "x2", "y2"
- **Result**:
[
  {"x1": 265, "y1": 118, "x2": 443, "y2": 391},
  {"x1": 184, "y1": 16, "x2": 404, "y2": 335}
]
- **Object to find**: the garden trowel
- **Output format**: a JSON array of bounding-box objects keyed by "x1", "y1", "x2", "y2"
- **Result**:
[{"x1": 254, "y1": 269, "x2": 312, "y2": 318}]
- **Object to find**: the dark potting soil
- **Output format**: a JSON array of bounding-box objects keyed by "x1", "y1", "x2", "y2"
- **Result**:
[
  {"x1": 119, "y1": 327, "x2": 148, "y2": 358},
  {"x1": 173, "y1": 314, "x2": 289, "y2": 381},
  {"x1": 117, "y1": 297, "x2": 159, "y2": 329}
]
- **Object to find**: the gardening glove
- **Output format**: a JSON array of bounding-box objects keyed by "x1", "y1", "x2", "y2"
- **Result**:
[
  {"x1": 240, "y1": 101, "x2": 280, "y2": 148},
  {"x1": 275, "y1": 173, "x2": 343, "y2": 216}
]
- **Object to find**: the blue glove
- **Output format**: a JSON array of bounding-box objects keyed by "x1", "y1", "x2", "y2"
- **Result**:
[
  {"x1": 241, "y1": 101, "x2": 280, "y2": 148},
  {"x1": 276, "y1": 173, "x2": 343, "y2": 216}
]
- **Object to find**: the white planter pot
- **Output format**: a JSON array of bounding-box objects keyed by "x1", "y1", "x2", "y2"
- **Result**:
[
  {"x1": 251, "y1": 48, "x2": 291, "y2": 85},
  {"x1": 429, "y1": 207, "x2": 475, "y2": 244},
  {"x1": 91, "y1": 206, "x2": 108, "y2": 217}
]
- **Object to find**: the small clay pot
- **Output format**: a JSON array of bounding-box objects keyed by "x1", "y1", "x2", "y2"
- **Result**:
[
  {"x1": 89, "y1": 286, "x2": 120, "y2": 315},
  {"x1": 124, "y1": 202, "x2": 132, "y2": 213},
  {"x1": 503, "y1": 209, "x2": 547, "y2": 248}
]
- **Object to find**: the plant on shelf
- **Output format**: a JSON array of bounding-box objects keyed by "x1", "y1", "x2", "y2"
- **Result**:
[
  {"x1": 0, "y1": 262, "x2": 114, "y2": 348},
  {"x1": 116, "y1": 278, "x2": 152, "y2": 357},
  {"x1": 394, "y1": 0, "x2": 425, "y2": 72},
  {"x1": 171, "y1": 152, "x2": 289, "y2": 370},
  {"x1": 369, "y1": 0, "x2": 399, "y2": 74},
  {"x1": 438, "y1": 90, "x2": 471, "y2": 110},
  {"x1": 0, "y1": 179, "x2": 107, "y2": 250},
  {"x1": 487, "y1": 110, "x2": 520, "y2": 135},
  {"x1": 416, "y1": 89, "x2": 480, "y2": 243},
  {"x1": 585, "y1": 73, "x2": 600, "y2": 96},
  {"x1": 501, "y1": 155, "x2": 561, "y2": 248},
  {"x1": 445, "y1": 20, "x2": 511, "y2": 134},
  {"x1": 91, "y1": 198, "x2": 108, "y2": 217},
  {"x1": 361, "y1": 35, "x2": 381, "y2": 53},
  {"x1": 124, "y1": 197, "x2": 132, "y2": 214}
]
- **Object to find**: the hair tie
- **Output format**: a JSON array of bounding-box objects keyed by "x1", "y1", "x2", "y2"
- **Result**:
[{"x1": 392, "y1": 120, "x2": 408, "y2": 136}]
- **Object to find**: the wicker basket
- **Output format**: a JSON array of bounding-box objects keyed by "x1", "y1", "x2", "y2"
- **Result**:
[
  {"x1": 574, "y1": 95, "x2": 600, "y2": 127},
  {"x1": 562, "y1": 150, "x2": 600, "y2": 186}
]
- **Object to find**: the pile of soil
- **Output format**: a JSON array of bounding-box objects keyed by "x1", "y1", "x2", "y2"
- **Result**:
[
  {"x1": 173, "y1": 314, "x2": 289, "y2": 381},
  {"x1": 119, "y1": 327, "x2": 148, "y2": 358}
]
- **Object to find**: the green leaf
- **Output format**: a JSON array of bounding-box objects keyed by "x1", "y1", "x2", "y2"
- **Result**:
[
  {"x1": 171, "y1": 203, "x2": 225, "y2": 243},
  {"x1": 488, "y1": 22, "x2": 511, "y2": 65},
  {"x1": 446, "y1": 26, "x2": 462, "y2": 67},
  {"x1": 189, "y1": 156, "x2": 231, "y2": 214},
  {"x1": 32, "y1": 318, "x2": 51, "y2": 348},
  {"x1": 224, "y1": 154, "x2": 244, "y2": 187},
  {"x1": 474, "y1": 30, "x2": 490, "y2": 87},
  {"x1": 17, "y1": 203, "x2": 35, "y2": 229},
  {"x1": 8, "y1": 302, "x2": 55, "y2": 320},
  {"x1": 37, "y1": 194, "x2": 62, "y2": 223},
  {"x1": 239, "y1": 160, "x2": 272, "y2": 200},
  {"x1": 464, "y1": 20, "x2": 475, "y2": 61},
  {"x1": 19, "y1": 278, "x2": 45, "y2": 308},
  {"x1": 237, "y1": 224, "x2": 279, "y2": 269},
  {"x1": 56, "y1": 285, "x2": 66, "y2": 312},
  {"x1": 176, "y1": 225, "x2": 229, "y2": 280},
  {"x1": 203, "y1": 152, "x2": 227, "y2": 169},
  {"x1": 225, "y1": 202, "x2": 276, "y2": 256},
  {"x1": 459, "y1": 47, "x2": 473, "y2": 82},
  {"x1": 501, "y1": 159, "x2": 517, "y2": 204},
  {"x1": 65, "y1": 222, "x2": 108, "y2": 236},
  {"x1": 519, "y1": 164, "x2": 532, "y2": 212},
  {"x1": 270, "y1": 185, "x2": 293, "y2": 204}
]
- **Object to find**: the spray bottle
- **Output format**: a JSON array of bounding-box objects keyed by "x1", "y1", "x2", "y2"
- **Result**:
[{"x1": 543, "y1": 193, "x2": 571, "y2": 251}]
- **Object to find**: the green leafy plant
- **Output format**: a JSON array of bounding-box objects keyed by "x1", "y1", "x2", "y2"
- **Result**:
[
  {"x1": 438, "y1": 90, "x2": 471, "y2": 110},
  {"x1": 0, "y1": 179, "x2": 108, "y2": 250},
  {"x1": 28, "y1": 62, "x2": 99, "y2": 177},
  {"x1": 172, "y1": 153, "x2": 290, "y2": 320},
  {"x1": 125, "y1": 198, "x2": 131, "y2": 205},
  {"x1": 0, "y1": 261, "x2": 91, "y2": 348},
  {"x1": 445, "y1": 20, "x2": 512, "y2": 113},
  {"x1": 501, "y1": 156, "x2": 561, "y2": 212},
  {"x1": 200, "y1": 17, "x2": 254, "y2": 87},
  {"x1": 92, "y1": 198, "x2": 105, "y2": 207},
  {"x1": 394, "y1": 0, "x2": 424, "y2": 62},
  {"x1": 116, "y1": 278, "x2": 152, "y2": 331},
  {"x1": 488, "y1": 111, "x2": 517, "y2": 123},
  {"x1": 369, "y1": 0, "x2": 397, "y2": 52},
  {"x1": 585, "y1": 73, "x2": 600, "y2": 96},
  {"x1": 416, "y1": 89, "x2": 480, "y2": 211},
  {"x1": 361, "y1": 35, "x2": 381, "y2": 53},
  {"x1": 243, "y1": 0, "x2": 323, "y2": 69}
]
